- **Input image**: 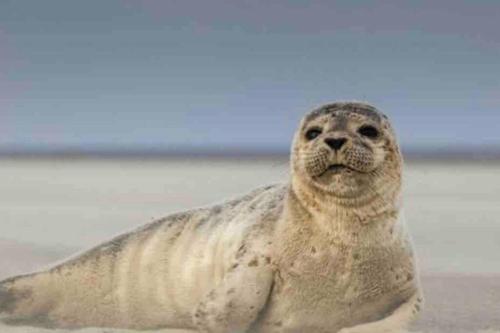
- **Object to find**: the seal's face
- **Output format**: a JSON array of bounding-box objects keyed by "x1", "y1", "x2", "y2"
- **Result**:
[{"x1": 292, "y1": 102, "x2": 402, "y2": 198}]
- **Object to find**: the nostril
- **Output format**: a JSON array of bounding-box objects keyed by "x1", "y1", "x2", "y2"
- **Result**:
[{"x1": 325, "y1": 138, "x2": 347, "y2": 151}]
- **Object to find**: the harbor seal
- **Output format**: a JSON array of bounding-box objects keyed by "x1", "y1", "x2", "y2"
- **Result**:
[{"x1": 0, "y1": 102, "x2": 423, "y2": 332}]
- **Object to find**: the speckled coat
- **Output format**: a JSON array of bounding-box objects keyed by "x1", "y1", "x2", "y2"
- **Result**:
[{"x1": 0, "y1": 102, "x2": 423, "y2": 333}]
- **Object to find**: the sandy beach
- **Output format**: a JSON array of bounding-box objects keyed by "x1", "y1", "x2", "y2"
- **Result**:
[{"x1": 0, "y1": 158, "x2": 499, "y2": 332}]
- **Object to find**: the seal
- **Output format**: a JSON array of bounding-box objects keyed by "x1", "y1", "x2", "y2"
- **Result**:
[{"x1": 0, "y1": 102, "x2": 423, "y2": 333}]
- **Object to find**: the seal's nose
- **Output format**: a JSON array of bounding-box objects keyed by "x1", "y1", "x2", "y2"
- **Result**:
[{"x1": 324, "y1": 138, "x2": 347, "y2": 151}]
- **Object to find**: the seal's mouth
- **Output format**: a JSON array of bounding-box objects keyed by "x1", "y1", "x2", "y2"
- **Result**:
[
  {"x1": 316, "y1": 164, "x2": 356, "y2": 177},
  {"x1": 327, "y1": 164, "x2": 349, "y2": 173}
]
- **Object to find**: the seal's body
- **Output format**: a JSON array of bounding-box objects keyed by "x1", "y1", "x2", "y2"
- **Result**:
[
  {"x1": 0, "y1": 102, "x2": 423, "y2": 333},
  {"x1": 0, "y1": 185, "x2": 283, "y2": 330}
]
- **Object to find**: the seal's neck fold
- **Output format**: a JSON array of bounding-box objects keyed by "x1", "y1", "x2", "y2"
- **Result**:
[{"x1": 289, "y1": 174, "x2": 401, "y2": 228}]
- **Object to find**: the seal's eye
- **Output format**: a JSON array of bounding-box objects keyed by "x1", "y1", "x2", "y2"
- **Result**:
[
  {"x1": 358, "y1": 125, "x2": 379, "y2": 139},
  {"x1": 305, "y1": 128, "x2": 322, "y2": 141}
]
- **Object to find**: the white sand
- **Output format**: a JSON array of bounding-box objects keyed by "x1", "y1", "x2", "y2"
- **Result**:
[{"x1": 0, "y1": 159, "x2": 499, "y2": 332}]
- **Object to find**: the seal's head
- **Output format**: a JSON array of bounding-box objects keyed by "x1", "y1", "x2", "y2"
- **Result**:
[{"x1": 291, "y1": 102, "x2": 402, "y2": 203}]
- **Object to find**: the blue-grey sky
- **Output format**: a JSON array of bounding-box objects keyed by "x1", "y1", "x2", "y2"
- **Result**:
[{"x1": 0, "y1": 0, "x2": 499, "y2": 151}]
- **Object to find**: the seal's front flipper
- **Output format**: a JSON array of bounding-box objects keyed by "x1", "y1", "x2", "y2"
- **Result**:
[
  {"x1": 338, "y1": 293, "x2": 424, "y2": 333},
  {"x1": 193, "y1": 255, "x2": 274, "y2": 333}
]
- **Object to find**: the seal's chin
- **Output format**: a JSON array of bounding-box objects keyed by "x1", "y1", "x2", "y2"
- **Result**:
[{"x1": 305, "y1": 163, "x2": 377, "y2": 198}]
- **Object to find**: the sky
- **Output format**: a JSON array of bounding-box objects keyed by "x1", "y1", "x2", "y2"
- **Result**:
[{"x1": 0, "y1": 0, "x2": 499, "y2": 152}]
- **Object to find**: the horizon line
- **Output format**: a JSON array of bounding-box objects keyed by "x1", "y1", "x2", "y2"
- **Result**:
[{"x1": 1, "y1": 146, "x2": 500, "y2": 162}]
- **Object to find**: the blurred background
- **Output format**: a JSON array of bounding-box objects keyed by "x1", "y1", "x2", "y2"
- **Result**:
[
  {"x1": 1, "y1": 0, "x2": 500, "y2": 154},
  {"x1": 0, "y1": 1, "x2": 499, "y2": 332}
]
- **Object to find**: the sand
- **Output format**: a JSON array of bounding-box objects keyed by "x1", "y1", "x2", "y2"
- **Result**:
[{"x1": 0, "y1": 158, "x2": 499, "y2": 332}]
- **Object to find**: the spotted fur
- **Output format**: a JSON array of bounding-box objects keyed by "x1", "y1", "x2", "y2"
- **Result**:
[{"x1": 0, "y1": 102, "x2": 422, "y2": 332}]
